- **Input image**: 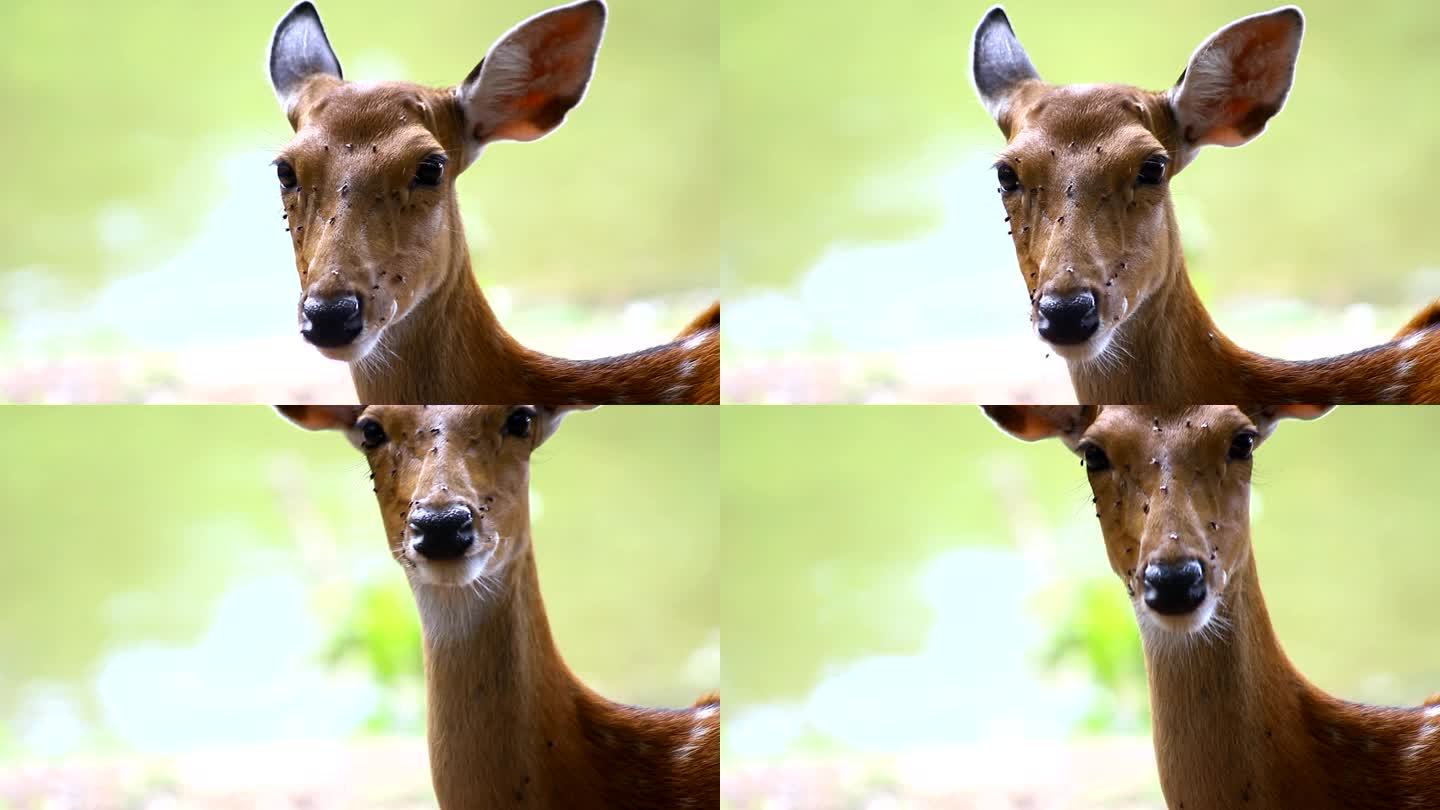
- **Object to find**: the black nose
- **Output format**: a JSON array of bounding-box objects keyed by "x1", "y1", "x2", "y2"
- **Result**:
[
  {"x1": 409, "y1": 505, "x2": 476, "y2": 561},
  {"x1": 1037, "y1": 290, "x2": 1100, "y2": 345},
  {"x1": 301, "y1": 293, "x2": 363, "y2": 347},
  {"x1": 1143, "y1": 559, "x2": 1207, "y2": 615}
]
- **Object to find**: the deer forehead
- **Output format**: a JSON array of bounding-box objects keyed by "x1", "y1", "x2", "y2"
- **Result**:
[
  {"x1": 1010, "y1": 85, "x2": 1170, "y2": 152},
  {"x1": 368, "y1": 405, "x2": 511, "y2": 437},
  {"x1": 1088, "y1": 405, "x2": 1252, "y2": 462},
  {"x1": 295, "y1": 80, "x2": 461, "y2": 149}
]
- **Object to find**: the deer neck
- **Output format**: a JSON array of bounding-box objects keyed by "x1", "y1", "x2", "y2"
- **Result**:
[
  {"x1": 1141, "y1": 552, "x2": 1436, "y2": 809},
  {"x1": 1069, "y1": 247, "x2": 1246, "y2": 403},
  {"x1": 1142, "y1": 553, "x2": 1300, "y2": 807},
  {"x1": 413, "y1": 540, "x2": 597, "y2": 808},
  {"x1": 1068, "y1": 221, "x2": 1421, "y2": 404},
  {"x1": 350, "y1": 220, "x2": 542, "y2": 404}
]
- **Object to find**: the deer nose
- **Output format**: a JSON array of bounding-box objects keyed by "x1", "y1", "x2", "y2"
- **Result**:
[
  {"x1": 1036, "y1": 290, "x2": 1100, "y2": 345},
  {"x1": 301, "y1": 293, "x2": 363, "y2": 347},
  {"x1": 1142, "y1": 558, "x2": 1207, "y2": 615},
  {"x1": 408, "y1": 505, "x2": 476, "y2": 561}
]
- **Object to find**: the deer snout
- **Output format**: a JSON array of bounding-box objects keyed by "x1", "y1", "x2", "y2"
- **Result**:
[
  {"x1": 1142, "y1": 558, "x2": 1207, "y2": 616},
  {"x1": 1036, "y1": 289, "x2": 1100, "y2": 345},
  {"x1": 408, "y1": 504, "x2": 477, "y2": 561},
  {"x1": 301, "y1": 292, "x2": 363, "y2": 347}
]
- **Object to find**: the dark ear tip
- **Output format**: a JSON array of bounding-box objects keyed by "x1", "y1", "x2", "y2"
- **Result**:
[
  {"x1": 279, "y1": 1, "x2": 321, "y2": 27},
  {"x1": 980, "y1": 6, "x2": 1011, "y2": 27},
  {"x1": 980, "y1": 404, "x2": 1020, "y2": 426},
  {"x1": 576, "y1": 0, "x2": 607, "y2": 22}
]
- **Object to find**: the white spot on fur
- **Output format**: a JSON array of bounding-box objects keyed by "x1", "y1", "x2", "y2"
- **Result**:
[
  {"x1": 663, "y1": 384, "x2": 689, "y2": 403},
  {"x1": 1400, "y1": 333, "x2": 1424, "y2": 352},
  {"x1": 677, "y1": 359, "x2": 697, "y2": 379},
  {"x1": 1380, "y1": 383, "x2": 1409, "y2": 404},
  {"x1": 683, "y1": 332, "x2": 710, "y2": 352},
  {"x1": 674, "y1": 708, "x2": 716, "y2": 763}
]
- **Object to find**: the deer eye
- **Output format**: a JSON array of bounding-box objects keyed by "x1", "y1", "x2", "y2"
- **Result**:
[
  {"x1": 502, "y1": 407, "x2": 536, "y2": 439},
  {"x1": 1136, "y1": 155, "x2": 1168, "y2": 186},
  {"x1": 1080, "y1": 442, "x2": 1111, "y2": 472},
  {"x1": 275, "y1": 159, "x2": 299, "y2": 191},
  {"x1": 1227, "y1": 431, "x2": 1257, "y2": 462},
  {"x1": 996, "y1": 162, "x2": 1021, "y2": 193},
  {"x1": 413, "y1": 154, "x2": 447, "y2": 187},
  {"x1": 358, "y1": 419, "x2": 389, "y2": 450}
]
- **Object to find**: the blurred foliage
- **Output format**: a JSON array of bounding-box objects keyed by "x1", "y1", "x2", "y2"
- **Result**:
[
  {"x1": 724, "y1": 406, "x2": 1440, "y2": 757},
  {"x1": 1039, "y1": 579, "x2": 1148, "y2": 734},
  {"x1": 0, "y1": 0, "x2": 719, "y2": 301},
  {"x1": 726, "y1": 0, "x2": 1440, "y2": 305},
  {"x1": 0, "y1": 405, "x2": 718, "y2": 755},
  {"x1": 321, "y1": 577, "x2": 424, "y2": 733}
]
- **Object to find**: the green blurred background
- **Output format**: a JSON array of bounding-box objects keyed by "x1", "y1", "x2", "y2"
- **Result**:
[
  {"x1": 0, "y1": 0, "x2": 719, "y2": 402},
  {"x1": 0, "y1": 406, "x2": 718, "y2": 807},
  {"x1": 722, "y1": 0, "x2": 1440, "y2": 402},
  {"x1": 721, "y1": 406, "x2": 1440, "y2": 808}
]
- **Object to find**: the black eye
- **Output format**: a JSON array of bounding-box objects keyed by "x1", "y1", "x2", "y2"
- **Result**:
[
  {"x1": 359, "y1": 419, "x2": 388, "y2": 450},
  {"x1": 1081, "y1": 443, "x2": 1111, "y2": 472},
  {"x1": 1228, "y1": 431, "x2": 1257, "y2": 462},
  {"x1": 275, "y1": 159, "x2": 299, "y2": 191},
  {"x1": 996, "y1": 162, "x2": 1021, "y2": 193},
  {"x1": 1136, "y1": 155, "x2": 1168, "y2": 186},
  {"x1": 502, "y1": 407, "x2": 535, "y2": 439},
  {"x1": 413, "y1": 154, "x2": 446, "y2": 187}
]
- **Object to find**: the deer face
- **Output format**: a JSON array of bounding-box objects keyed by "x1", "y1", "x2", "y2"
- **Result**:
[
  {"x1": 277, "y1": 404, "x2": 584, "y2": 591},
  {"x1": 274, "y1": 79, "x2": 463, "y2": 361},
  {"x1": 971, "y1": 6, "x2": 1304, "y2": 364},
  {"x1": 266, "y1": 1, "x2": 606, "y2": 363},
  {"x1": 984, "y1": 404, "x2": 1328, "y2": 638}
]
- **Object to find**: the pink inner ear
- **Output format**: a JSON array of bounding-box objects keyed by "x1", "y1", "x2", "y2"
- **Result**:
[
  {"x1": 1184, "y1": 16, "x2": 1298, "y2": 147},
  {"x1": 469, "y1": 10, "x2": 599, "y2": 144}
]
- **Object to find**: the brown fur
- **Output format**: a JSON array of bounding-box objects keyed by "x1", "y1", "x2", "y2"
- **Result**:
[
  {"x1": 985, "y1": 405, "x2": 1440, "y2": 808},
  {"x1": 279, "y1": 405, "x2": 719, "y2": 808},
  {"x1": 274, "y1": 45, "x2": 718, "y2": 405},
  {"x1": 980, "y1": 12, "x2": 1440, "y2": 405}
]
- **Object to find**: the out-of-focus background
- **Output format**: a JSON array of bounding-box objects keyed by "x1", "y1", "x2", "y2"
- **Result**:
[
  {"x1": 721, "y1": 0, "x2": 1440, "y2": 402},
  {"x1": 0, "y1": 406, "x2": 719, "y2": 808},
  {"x1": 721, "y1": 406, "x2": 1440, "y2": 808},
  {"x1": 0, "y1": 0, "x2": 718, "y2": 403}
]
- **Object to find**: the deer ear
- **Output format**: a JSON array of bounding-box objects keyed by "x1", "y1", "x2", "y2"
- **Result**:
[
  {"x1": 1247, "y1": 403, "x2": 1332, "y2": 438},
  {"x1": 971, "y1": 6, "x2": 1042, "y2": 132},
  {"x1": 456, "y1": 0, "x2": 606, "y2": 164},
  {"x1": 1170, "y1": 6, "x2": 1303, "y2": 166},
  {"x1": 275, "y1": 405, "x2": 363, "y2": 432},
  {"x1": 269, "y1": 2, "x2": 343, "y2": 117},
  {"x1": 534, "y1": 405, "x2": 599, "y2": 446},
  {"x1": 982, "y1": 405, "x2": 1097, "y2": 447}
]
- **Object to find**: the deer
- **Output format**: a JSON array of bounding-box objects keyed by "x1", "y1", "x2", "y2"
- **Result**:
[
  {"x1": 277, "y1": 404, "x2": 719, "y2": 808},
  {"x1": 970, "y1": 6, "x2": 1440, "y2": 404},
  {"x1": 984, "y1": 403, "x2": 1440, "y2": 809},
  {"x1": 266, "y1": 1, "x2": 719, "y2": 405}
]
